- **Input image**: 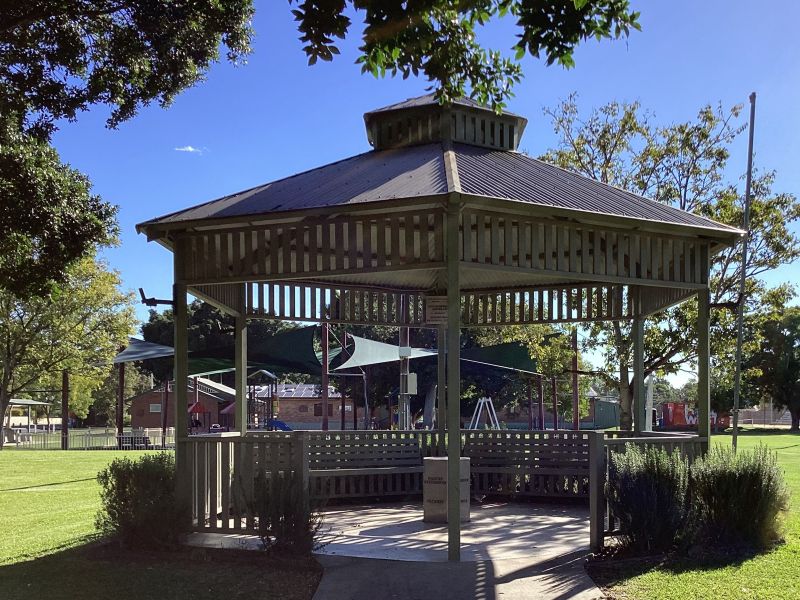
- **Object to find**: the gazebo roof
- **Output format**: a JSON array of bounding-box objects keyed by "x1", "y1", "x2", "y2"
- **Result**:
[
  {"x1": 137, "y1": 94, "x2": 742, "y2": 327},
  {"x1": 138, "y1": 141, "x2": 737, "y2": 237}
]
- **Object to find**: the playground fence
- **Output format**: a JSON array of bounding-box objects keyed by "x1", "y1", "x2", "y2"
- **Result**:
[{"x1": 6, "y1": 427, "x2": 175, "y2": 450}]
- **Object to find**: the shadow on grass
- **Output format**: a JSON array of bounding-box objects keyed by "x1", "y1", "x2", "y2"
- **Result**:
[
  {"x1": 1, "y1": 540, "x2": 322, "y2": 600},
  {"x1": 717, "y1": 428, "x2": 800, "y2": 437},
  {"x1": 588, "y1": 542, "x2": 773, "y2": 590},
  {"x1": 0, "y1": 477, "x2": 96, "y2": 492}
]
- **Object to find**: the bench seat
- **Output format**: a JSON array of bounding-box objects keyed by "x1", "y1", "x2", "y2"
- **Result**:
[
  {"x1": 310, "y1": 465, "x2": 423, "y2": 477},
  {"x1": 307, "y1": 436, "x2": 424, "y2": 499}
]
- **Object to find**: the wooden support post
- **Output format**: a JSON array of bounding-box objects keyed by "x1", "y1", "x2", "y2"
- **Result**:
[
  {"x1": 527, "y1": 380, "x2": 533, "y2": 430},
  {"x1": 399, "y1": 297, "x2": 410, "y2": 430},
  {"x1": 162, "y1": 380, "x2": 169, "y2": 443},
  {"x1": 321, "y1": 323, "x2": 329, "y2": 431},
  {"x1": 697, "y1": 288, "x2": 711, "y2": 443},
  {"x1": 61, "y1": 370, "x2": 69, "y2": 450},
  {"x1": 588, "y1": 430, "x2": 605, "y2": 552},
  {"x1": 235, "y1": 314, "x2": 247, "y2": 435},
  {"x1": 633, "y1": 315, "x2": 645, "y2": 434},
  {"x1": 572, "y1": 328, "x2": 580, "y2": 430},
  {"x1": 551, "y1": 376, "x2": 558, "y2": 430},
  {"x1": 446, "y1": 202, "x2": 461, "y2": 562},
  {"x1": 173, "y1": 277, "x2": 190, "y2": 508},
  {"x1": 296, "y1": 431, "x2": 310, "y2": 492},
  {"x1": 362, "y1": 372, "x2": 369, "y2": 430},
  {"x1": 341, "y1": 335, "x2": 347, "y2": 430},
  {"x1": 537, "y1": 375, "x2": 545, "y2": 430},
  {"x1": 116, "y1": 362, "x2": 125, "y2": 439},
  {"x1": 270, "y1": 392, "x2": 276, "y2": 431},
  {"x1": 437, "y1": 324, "x2": 446, "y2": 453}
]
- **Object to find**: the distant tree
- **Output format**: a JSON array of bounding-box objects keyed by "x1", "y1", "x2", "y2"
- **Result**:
[
  {"x1": 751, "y1": 307, "x2": 800, "y2": 430},
  {"x1": 140, "y1": 300, "x2": 295, "y2": 382},
  {"x1": 542, "y1": 96, "x2": 800, "y2": 430},
  {"x1": 85, "y1": 366, "x2": 152, "y2": 427},
  {"x1": 0, "y1": 257, "x2": 136, "y2": 447},
  {"x1": 650, "y1": 377, "x2": 678, "y2": 405}
]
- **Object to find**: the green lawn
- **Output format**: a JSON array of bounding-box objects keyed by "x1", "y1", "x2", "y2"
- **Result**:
[
  {"x1": 0, "y1": 450, "x2": 320, "y2": 600},
  {"x1": 593, "y1": 431, "x2": 800, "y2": 600}
]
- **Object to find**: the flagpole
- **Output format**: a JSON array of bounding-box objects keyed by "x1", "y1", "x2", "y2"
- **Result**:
[{"x1": 732, "y1": 92, "x2": 757, "y2": 451}]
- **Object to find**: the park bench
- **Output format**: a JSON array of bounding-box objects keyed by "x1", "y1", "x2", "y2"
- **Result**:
[
  {"x1": 307, "y1": 433, "x2": 424, "y2": 500},
  {"x1": 118, "y1": 434, "x2": 153, "y2": 450},
  {"x1": 464, "y1": 431, "x2": 591, "y2": 499}
]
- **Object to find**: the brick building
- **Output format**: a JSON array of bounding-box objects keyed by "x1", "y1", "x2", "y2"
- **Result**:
[
  {"x1": 258, "y1": 383, "x2": 362, "y2": 430},
  {"x1": 129, "y1": 378, "x2": 237, "y2": 431}
]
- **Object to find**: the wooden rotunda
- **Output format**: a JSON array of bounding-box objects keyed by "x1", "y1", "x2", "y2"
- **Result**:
[{"x1": 138, "y1": 94, "x2": 742, "y2": 560}]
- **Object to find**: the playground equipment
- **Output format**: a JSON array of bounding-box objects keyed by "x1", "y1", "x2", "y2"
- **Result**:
[
  {"x1": 468, "y1": 397, "x2": 500, "y2": 429},
  {"x1": 267, "y1": 418, "x2": 292, "y2": 431}
]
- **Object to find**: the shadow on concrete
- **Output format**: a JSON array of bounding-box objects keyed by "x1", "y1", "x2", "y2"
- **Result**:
[{"x1": 314, "y1": 548, "x2": 601, "y2": 600}]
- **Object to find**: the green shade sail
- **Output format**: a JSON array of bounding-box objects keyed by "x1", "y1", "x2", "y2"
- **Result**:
[
  {"x1": 334, "y1": 335, "x2": 538, "y2": 375},
  {"x1": 333, "y1": 335, "x2": 435, "y2": 370}
]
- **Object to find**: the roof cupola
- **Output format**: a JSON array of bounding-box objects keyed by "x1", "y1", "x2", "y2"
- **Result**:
[{"x1": 363, "y1": 94, "x2": 528, "y2": 152}]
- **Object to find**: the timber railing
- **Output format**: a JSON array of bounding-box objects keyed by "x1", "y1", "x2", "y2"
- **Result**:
[
  {"x1": 588, "y1": 431, "x2": 707, "y2": 551},
  {"x1": 185, "y1": 429, "x2": 596, "y2": 534}
]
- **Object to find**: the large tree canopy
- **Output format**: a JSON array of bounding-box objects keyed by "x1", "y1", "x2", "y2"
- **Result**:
[
  {"x1": 0, "y1": 0, "x2": 254, "y2": 297},
  {"x1": 0, "y1": 0, "x2": 639, "y2": 297},
  {"x1": 0, "y1": 0, "x2": 254, "y2": 133},
  {"x1": 0, "y1": 119, "x2": 118, "y2": 298},
  {"x1": 291, "y1": 0, "x2": 640, "y2": 109}
]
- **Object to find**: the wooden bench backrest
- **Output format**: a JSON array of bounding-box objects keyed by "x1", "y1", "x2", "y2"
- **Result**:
[
  {"x1": 464, "y1": 433, "x2": 590, "y2": 469},
  {"x1": 309, "y1": 436, "x2": 422, "y2": 470}
]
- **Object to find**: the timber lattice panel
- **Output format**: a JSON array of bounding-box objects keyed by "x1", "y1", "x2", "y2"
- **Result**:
[{"x1": 461, "y1": 209, "x2": 711, "y2": 287}]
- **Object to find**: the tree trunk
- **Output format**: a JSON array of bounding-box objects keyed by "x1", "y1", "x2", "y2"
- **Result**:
[
  {"x1": 618, "y1": 378, "x2": 633, "y2": 431},
  {"x1": 611, "y1": 320, "x2": 634, "y2": 431},
  {"x1": 0, "y1": 390, "x2": 8, "y2": 450},
  {"x1": 791, "y1": 407, "x2": 800, "y2": 432}
]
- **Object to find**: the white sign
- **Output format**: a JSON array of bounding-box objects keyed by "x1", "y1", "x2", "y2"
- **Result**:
[
  {"x1": 425, "y1": 296, "x2": 448, "y2": 324},
  {"x1": 407, "y1": 372, "x2": 418, "y2": 395}
]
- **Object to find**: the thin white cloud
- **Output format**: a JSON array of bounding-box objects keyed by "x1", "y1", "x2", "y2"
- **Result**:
[{"x1": 174, "y1": 145, "x2": 203, "y2": 154}]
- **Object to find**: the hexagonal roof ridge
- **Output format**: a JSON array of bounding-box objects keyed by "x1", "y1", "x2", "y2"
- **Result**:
[{"x1": 364, "y1": 92, "x2": 522, "y2": 118}]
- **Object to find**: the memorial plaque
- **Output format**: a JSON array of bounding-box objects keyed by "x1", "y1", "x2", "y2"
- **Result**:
[{"x1": 423, "y1": 457, "x2": 470, "y2": 523}]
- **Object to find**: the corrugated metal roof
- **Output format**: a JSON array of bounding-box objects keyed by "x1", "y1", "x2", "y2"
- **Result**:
[
  {"x1": 453, "y1": 144, "x2": 740, "y2": 232},
  {"x1": 139, "y1": 142, "x2": 738, "y2": 235},
  {"x1": 256, "y1": 383, "x2": 342, "y2": 399},
  {"x1": 365, "y1": 93, "x2": 520, "y2": 117},
  {"x1": 142, "y1": 144, "x2": 447, "y2": 225}
]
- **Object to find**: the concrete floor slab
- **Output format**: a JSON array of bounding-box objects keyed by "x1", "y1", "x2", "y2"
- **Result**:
[
  {"x1": 185, "y1": 501, "x2": 603, "y2": 600},
  {"x1": 317, "y1": 501, "x2": 589, "y2": 563}
]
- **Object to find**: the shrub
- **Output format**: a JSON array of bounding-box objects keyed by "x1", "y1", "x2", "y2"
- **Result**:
[
  {"x1": 96, "y1": 452, "x2": 189, "y2": 548},
  {"x1": 689, "y1": 444, "x2": 789, "y2": 548},
  {"x1": 249, "y1": 471, "x2": 322, "y2": 556},
  {"x1": 606, "y1": 444, "x2": 689, "y2": 552}
]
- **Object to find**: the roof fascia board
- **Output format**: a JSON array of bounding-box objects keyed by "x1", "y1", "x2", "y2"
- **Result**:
[{"x1": 136, "y1": 195, "x2": 449, "y2": 237}]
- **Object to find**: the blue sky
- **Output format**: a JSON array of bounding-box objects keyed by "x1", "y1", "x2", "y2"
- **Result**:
[{"x1": 52, "y1": 0, "x2": 799, "y2": 335}]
